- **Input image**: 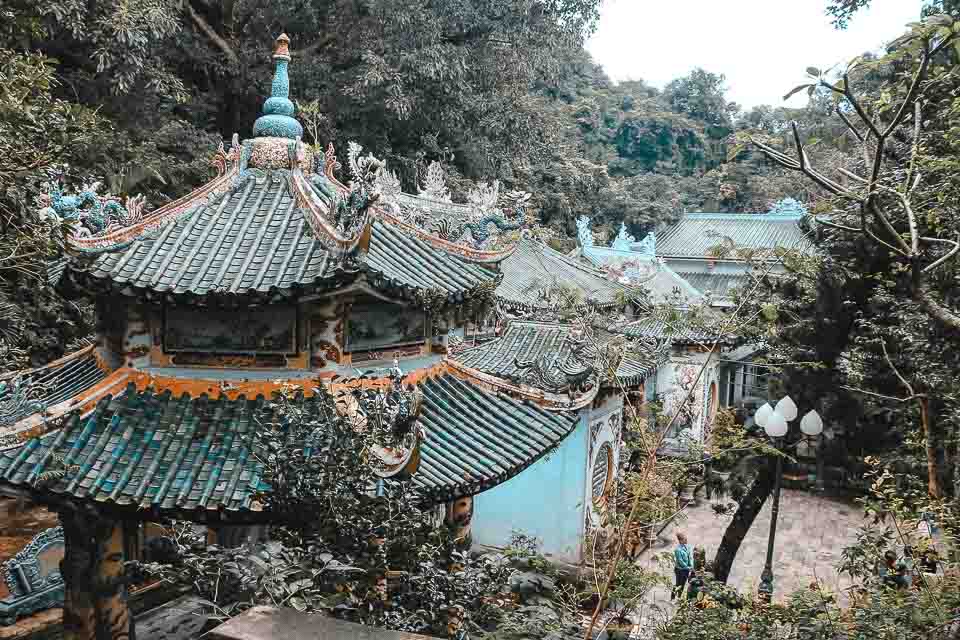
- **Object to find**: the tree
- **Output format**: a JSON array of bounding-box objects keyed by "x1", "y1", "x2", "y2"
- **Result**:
[
  {"x1": 0, "y1": 50, "x2": 103, "y2": 369},
  {"x1": 749, "y1": 16, "x2": 960, "y2": 498}
]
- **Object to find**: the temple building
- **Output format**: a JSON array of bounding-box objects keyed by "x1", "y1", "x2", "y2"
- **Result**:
[
  {"x1": 0, "y1": 34, "x2": 657, "y2": 634},
  {"x1": 573, "y1": 199, "x2": 815, "y2": 446}
]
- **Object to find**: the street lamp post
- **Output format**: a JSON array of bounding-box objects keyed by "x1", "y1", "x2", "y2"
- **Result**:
[{"x1": 753, "y1": 397, "x2": 823, "y2": 600}]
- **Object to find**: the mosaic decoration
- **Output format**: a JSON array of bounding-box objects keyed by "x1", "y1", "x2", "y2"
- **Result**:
[
  {"x1": 428, "y1": 185, "x2": 530, "y2": 249},
  {"x1": 0, "y1": 376, "x2": 46, "y2": 427},
  {"x1": 212, "y1": 133, "x2": 241, "y2": 176},
  {"x1": 512, "y1": 352, "x2": 594, "y2": 396},
  {"x1": 252, "y1": 34, "x2": 303, "y2": 140},
  {"x1": 611, "y1": 223, "x2": 636, "y2": 251},
  {"x1": 576, "y1": 215, "x2": 594, "y2": 249},
  {"x1": 331, "y1": 361, "x2": 424, "y2": 477},
  {"x1": 40, "y1": 184, "x2": 145, "y2": 237},
  {"x1": 164, "y1": 306, "x2": 297, "y2": 354},
  {"x1": 769, "y1": 197, "x2": 808, "y2": 217},
  {"x1": 591, "y1": 442, "x2": 613, "y2": 502},
  {"x1": 324, "y1": 141, "x2": 383, "y2": 236},
  {"x1": 0, "y1": 526, "x2": 65, "y2": 625},
  {"x1": 419, "y1": 161, "x2": 451, "y2": 202}
]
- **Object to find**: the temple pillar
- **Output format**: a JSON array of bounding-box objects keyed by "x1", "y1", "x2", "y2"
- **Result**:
[
  {"x1": 445, "y1": 496, "x2": 473, "y2": 546},
  {"x1": 57, "y1": 504, "x2": 135, "y2": 640}
]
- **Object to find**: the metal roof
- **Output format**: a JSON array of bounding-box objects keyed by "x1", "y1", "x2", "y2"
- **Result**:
[
  {"x1": 496, "y1": 238, "x2": 628, "y2": 310},
  {"x1": 656, "y1": 213, "x2": 813, "y2": 258}
]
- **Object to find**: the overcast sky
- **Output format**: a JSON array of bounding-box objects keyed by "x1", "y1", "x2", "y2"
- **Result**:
[{"x1": 586, "y1": 0, "x2": 925, "y2": 109}]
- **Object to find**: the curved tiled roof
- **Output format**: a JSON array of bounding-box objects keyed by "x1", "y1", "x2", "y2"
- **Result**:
[
  {"x1": 66, "y1": 171, "x2": 332, "y2": 297},
  {"x1": 0, "y1": 372, "x2": 579, "y2": 515},
  {"x1": 0, "y1": 386, "x2": 271, "y2": 518},
  {"x1": 656, "y1": 213, "x2": 813, "y2": 259},
  {"x1": 677, "y1": 271, "x2": 748, "y2": 303},
  {"x1": 496, "y1": 238, "x2": 628, "y2": 310},
  {"x1": 414, "y1": 374, "x2": 578, "y2": 499},
  {"x1": 617, "y1": 310, "x2": 732, "y2": 345},
  {"x1": 453, "y1": 320, "x2": 657, "y2": 390},
  {"x1": 56, "y1": 171, "x2": 497, "y2": 305},
  {"x1": 365, "y1": 221, "x2": 498, "y2": 300}
]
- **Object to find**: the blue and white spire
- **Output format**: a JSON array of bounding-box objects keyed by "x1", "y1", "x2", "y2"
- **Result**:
[{"x1": 253, "y1": 33, "x2": 304, "y2": 139}]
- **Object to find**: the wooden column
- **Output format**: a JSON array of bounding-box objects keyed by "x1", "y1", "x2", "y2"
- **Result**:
[{"x1": 58, "y1": 504, "x2": 135, "y2": 640}]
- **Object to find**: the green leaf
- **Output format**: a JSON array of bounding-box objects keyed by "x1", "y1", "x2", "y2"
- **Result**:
[
  {"x1": 783, "y1": 84, "x2": 813, "y2": 101},
  {"x1": 805, "y1": 66, "x2": 820, "y2": 77}
]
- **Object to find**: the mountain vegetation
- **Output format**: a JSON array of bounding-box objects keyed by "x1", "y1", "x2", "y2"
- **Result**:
[
  {"x1": 7, "y1": 0, "x2": 960, "y2": 638},
  {"x1": 0, "y1": 0, "x2": 845, "y2": 367}
]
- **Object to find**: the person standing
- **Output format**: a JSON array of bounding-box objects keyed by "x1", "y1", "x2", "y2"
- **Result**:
[{"x1": 672, "y1": 532, "x2": 693, "y2": 600}]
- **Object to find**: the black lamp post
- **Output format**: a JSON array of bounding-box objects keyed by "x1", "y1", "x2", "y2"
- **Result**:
[{"x1": 753, "y1": 397, "x2": 823, "y2": 600}]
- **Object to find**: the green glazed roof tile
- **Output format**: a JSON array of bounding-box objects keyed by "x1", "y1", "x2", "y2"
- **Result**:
[{"x1": 0, "y1": 374, "x2": 578, "y2": 515}]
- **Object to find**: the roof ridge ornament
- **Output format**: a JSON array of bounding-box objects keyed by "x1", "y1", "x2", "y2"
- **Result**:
[
  {"x1": 252, "y1": 33, "x2": 304, "y2": 140},
  {"x1": 419, "y1": 161, "x2": 451, "y2": 202},
  {"x1": 39, "y1": 183, "x2": 145, "y2": 238}
]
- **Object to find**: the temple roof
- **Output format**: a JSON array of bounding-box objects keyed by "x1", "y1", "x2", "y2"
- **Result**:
[
  {"x1": 676, "y1": 271, "x2": 748, "y2": 305},
  {"x1": 496, "y1": 238, "x2": 628, "y2": 311},
  {"x1": 453, "y1": 320, "x2": 658, "y2": 389},
  {"x1": 656, "y1": 212, "x2": 813, "y2": 259},
  {"x1": 54, "y1": 170, "x2": 498, "y2": 306},
  {"x1": 414, "y1": 375, "x2": 578, "y2": 500},
  {"x1": 47, "y1": 36, "x2": 517, "y2": 308},
  {"x1": 0, "y1": 368, "x2": 579, "y2": 517},
  {"x1": 616, "y1": 310, "x2": 730, "y2": 346}
]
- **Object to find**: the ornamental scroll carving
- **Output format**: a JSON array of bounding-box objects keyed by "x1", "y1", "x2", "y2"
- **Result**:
[{"x1": 0, "y1": 526, "x2": 65, "y2": 626}]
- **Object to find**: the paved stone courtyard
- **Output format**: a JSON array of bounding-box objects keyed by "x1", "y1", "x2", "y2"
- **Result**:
[{"x1": 635, "y1": 489, "x2": 869, "y2": 607}]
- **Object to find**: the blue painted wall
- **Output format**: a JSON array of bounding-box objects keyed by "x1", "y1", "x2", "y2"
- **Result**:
[{"x1": 472, "y1": 417, "x2": 588, "y2": 563}]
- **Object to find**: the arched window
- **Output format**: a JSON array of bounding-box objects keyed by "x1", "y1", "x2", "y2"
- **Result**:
[
  {"x1": 592, "y1": 442, "x2": 614, "y2": 505},
  {"x1": 707, "y1": 380, "x2": 719, "y2": 427}
]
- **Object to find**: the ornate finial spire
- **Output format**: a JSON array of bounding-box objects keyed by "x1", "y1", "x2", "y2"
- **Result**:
[{"x1": 252, "y1": 33, "x2": 304, "y2": 139}]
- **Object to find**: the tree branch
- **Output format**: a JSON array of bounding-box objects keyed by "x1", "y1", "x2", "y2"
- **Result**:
[
  {"x1": 914, "y1": 284, "x2": 960, "y2": 331},
  {"x1": 187, "y1": 3, "x2": 239, "y2": 66},
  {"x1": 920, "y1": 236, "x2": 960, "y2": 274}
]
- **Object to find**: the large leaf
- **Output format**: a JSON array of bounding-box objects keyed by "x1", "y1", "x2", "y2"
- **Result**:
[{"x1": 783, "y1": 84, "x2": 813, "y2": 101}]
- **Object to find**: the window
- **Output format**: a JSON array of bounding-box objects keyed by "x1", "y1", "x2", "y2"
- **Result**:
[
  {"x1": 164, "y1": 306, "x2": 296, "y2": 354},
  {"x1": 707, "y1": 380, "x2": 719, "y2": 427},
  {"x1": 592, "y1": 442, "x2": 614, "y2": 504},
  {"x1": 346, "y1": 304, "x2": 426, "y2": 352}
]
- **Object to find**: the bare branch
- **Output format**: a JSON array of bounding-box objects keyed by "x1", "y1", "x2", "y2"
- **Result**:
[
  {"x1": 920, "y1": 236, "x2": 960, "y2": 274},
  {"x1": 840, "y1": 73, "x2": 882, "y2": 141},
  {"x1": 187, "y1": 3, "x2": 239, "y2": 66},
  {"x1": 880, "y1": 339, "x2": 914, "y2": 397},
  {"x1": 836, "y1": 105, "x2": 865, "y2": 143},
  {"x1": 914, "y1": 284, "x2": 960, "y2": 332}
]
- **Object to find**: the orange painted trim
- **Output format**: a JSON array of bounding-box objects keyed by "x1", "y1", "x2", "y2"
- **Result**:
[{"x1": 2, "y1": 368, "x2": 134, "y2": 447}]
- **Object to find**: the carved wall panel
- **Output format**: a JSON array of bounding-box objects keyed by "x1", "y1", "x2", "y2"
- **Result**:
[{"x1": 164, "y1": 306, "x2": 297, "y2": 354}]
